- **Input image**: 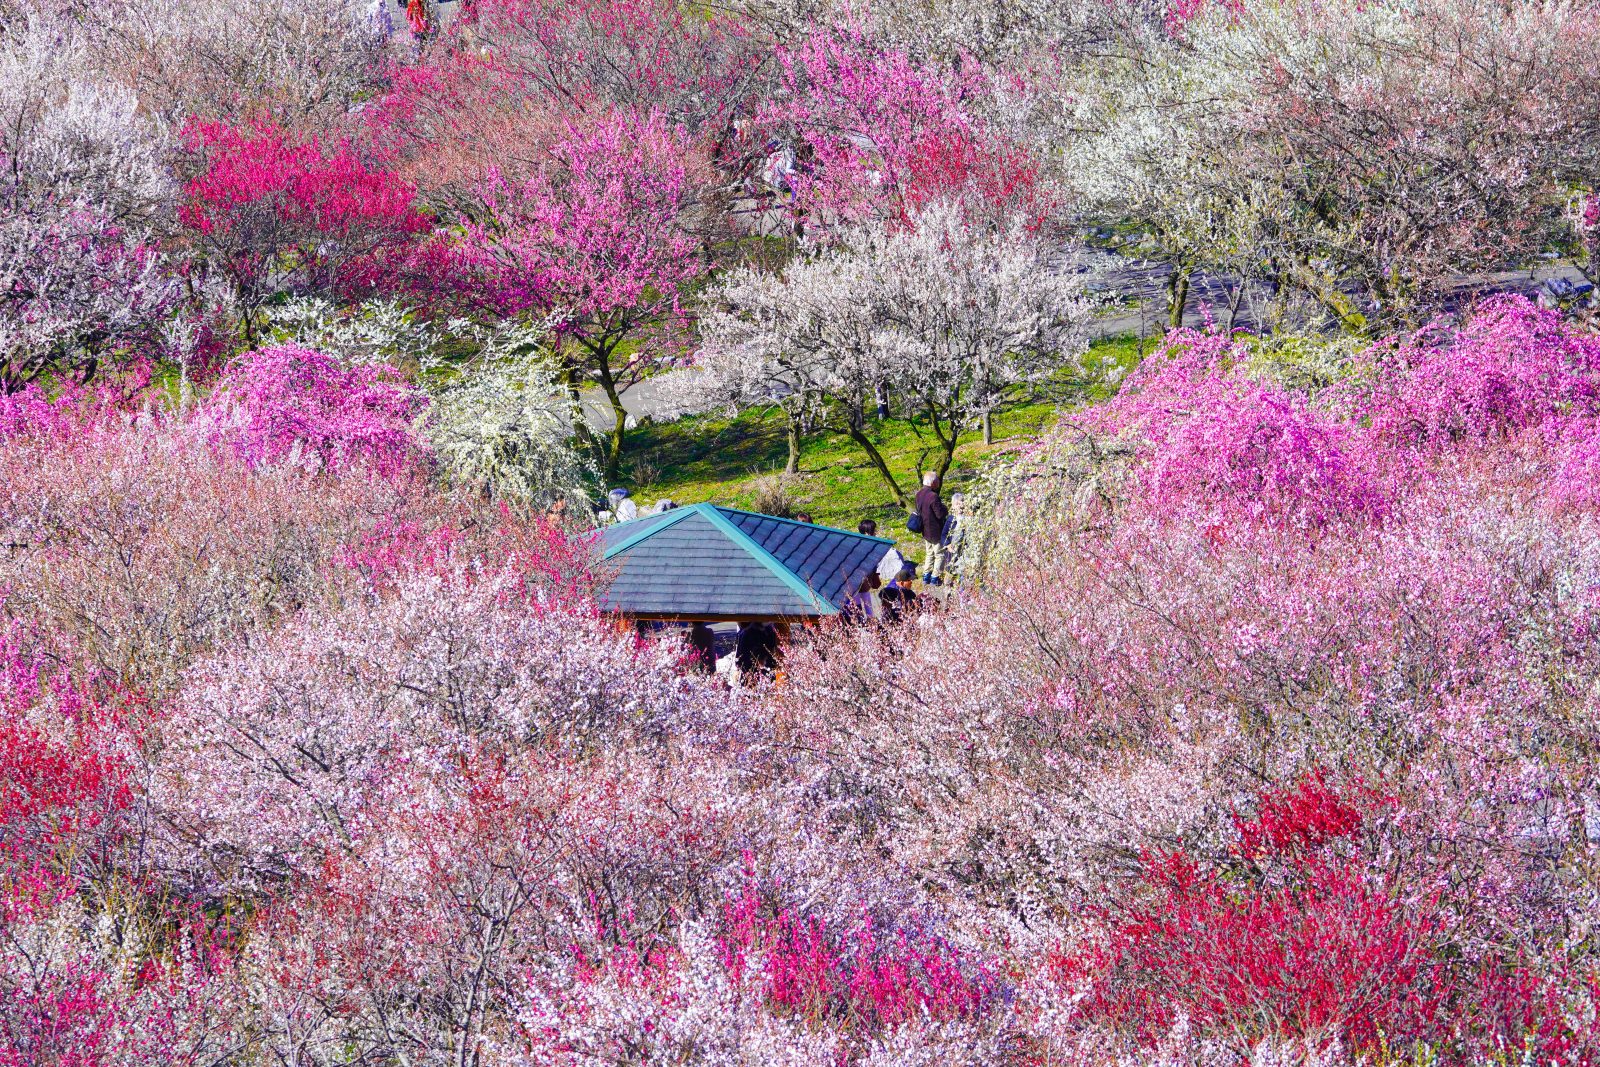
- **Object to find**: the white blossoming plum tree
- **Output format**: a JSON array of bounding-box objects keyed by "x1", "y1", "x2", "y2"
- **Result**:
[{"x1": 679, "y1": 202, "x2": 1090, "y2": 503}]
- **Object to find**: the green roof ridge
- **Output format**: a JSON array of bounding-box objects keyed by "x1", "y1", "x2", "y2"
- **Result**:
[{"x1": 600, "y1": 506, "x2": 701, "y2": 560}]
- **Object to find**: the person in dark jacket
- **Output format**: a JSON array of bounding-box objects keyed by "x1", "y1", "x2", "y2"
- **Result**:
[
  {"x1": 914, "y1": 472, "x2": 950, "y2": 585},
  {"x1": 686, "y1": 622, "x2": 718, "y2": 674},
  {"x1": 735, "y1": 621, "x2": 780, "y2": 679},
  {"x1": 877, "y1": 563, "x2": 920, "y2": 623}
]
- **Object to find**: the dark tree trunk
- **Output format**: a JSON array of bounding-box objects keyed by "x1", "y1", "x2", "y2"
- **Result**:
[
  {"x1": 844, "y1": 423, "x2": 907, "y2": 508},
  {"x1": 784, "y1": 407, "x2": 802, "y2": 475},
  {"x1": 593, "y1": 344, "x2": 629, "y2": 480},
  {"x1": 1167, "y1": 265, "x2": 1191, "y2": 329}
]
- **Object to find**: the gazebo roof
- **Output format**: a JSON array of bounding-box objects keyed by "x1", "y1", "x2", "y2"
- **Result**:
[{"x1": 596, "y1": 503, "x2": 894, "y2": 620}]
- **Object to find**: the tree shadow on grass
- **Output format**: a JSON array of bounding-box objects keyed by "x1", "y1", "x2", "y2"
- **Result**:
[{"x1": 624, "y1": 413, "x2": 792, "y2": 488}]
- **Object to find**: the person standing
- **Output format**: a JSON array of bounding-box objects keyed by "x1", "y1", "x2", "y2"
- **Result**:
[
  {"x1": 840, "y1": 573, "x2": 879, "y2": 624},
  {"x1": 914, "y1": 472, "x2": 950, "y2": 585},
  {"x1": 941, "y1": 491, "x2": 967, "y2": 583},
  {"x1": 859, "y1": 518, "x2": 909, "y2": 585},
  {"x1": 686, "y1": 622, "x2": 718, "y2": 675},
  {"x1": 735, "y1": 621, "x2": 780, "y2": 679}
]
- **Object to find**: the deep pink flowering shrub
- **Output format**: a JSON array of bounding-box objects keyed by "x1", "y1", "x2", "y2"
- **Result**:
[
  {"x1": 1101, "y1": 328, "x2": 1389, "y2": 530},
  {"x1": 1353, "y1": 296, "x2": 1600, "y2": 449},
  {"x1": 0, "y1": 384, "x2": 91, "y2": 442},
  {"x1": 202, "y1": 343, "x2": 426, "y2": 475},
  {"x1": 1142, "y1": 383, "x2": 1388, "y2": 530},
  {"x1": 0, "y1": 366, "x2": 160, "y2": 444},
  {"x1": 431, "y1": 107, "x2": 708, "y2": 326},
  {"x1": 717, "y1": 879, "x2": 994, "y2": 1033}
]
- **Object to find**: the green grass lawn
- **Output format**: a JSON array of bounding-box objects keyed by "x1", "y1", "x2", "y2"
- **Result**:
[{"x1": 617, "y1": 335, "x2": 1144, "y2": 553}]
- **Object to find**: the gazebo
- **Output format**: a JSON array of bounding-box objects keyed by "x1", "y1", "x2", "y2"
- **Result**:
[{"x1": 596, "y1": 503, "x2": 894, "y2": 624}]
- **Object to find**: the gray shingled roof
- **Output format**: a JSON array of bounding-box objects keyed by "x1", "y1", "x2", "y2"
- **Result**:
[{"x1": 596, "y1": 504, "x2": 894, "y2": 619}]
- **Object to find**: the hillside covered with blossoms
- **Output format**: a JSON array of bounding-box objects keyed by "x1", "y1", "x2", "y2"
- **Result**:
[{"x1": 4, "y1": 0, "x2": 1600, "y2": 1063}]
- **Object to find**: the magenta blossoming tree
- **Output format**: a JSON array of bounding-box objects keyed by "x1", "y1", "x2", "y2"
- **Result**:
[
  {"x1": 440, "y1": 107, "x2": 709, "y2": 475},
  {"x1": 198, "y1": 343, "x2": 428, "y2": 477}
]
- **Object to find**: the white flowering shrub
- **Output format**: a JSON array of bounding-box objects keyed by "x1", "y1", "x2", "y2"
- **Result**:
[{"x1": 424, "y1": 351, "x2": 595, "y2": 507}]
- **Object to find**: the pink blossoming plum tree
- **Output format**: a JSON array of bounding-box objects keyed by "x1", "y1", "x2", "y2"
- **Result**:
[{"x1": 433, "y1": 108, "x2": 710, "y2": 475}]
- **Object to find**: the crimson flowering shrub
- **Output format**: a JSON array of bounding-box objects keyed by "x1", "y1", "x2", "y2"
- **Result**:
[
  {"x1": 0, "y1": 385, "x2": 103, "y2": 444},
  {"x1": 1060, "y1": 853, "x2": 1438, "y2": 1054},
  {"x1": 0, "y1": 622, "x2": 247, "y2": 1067},
  {"x1": 178, "y1": 118, "x2": 428, "y2": 316},
  {"x1": 1055, "y1": 775, "x2": 1600, "y2": 1063},
  {"x1": 0, "y1": 623, "x2": 136, "y2": 878},
  {"x1": 449, "y1": 108, "x2": 708, "y2": 323},
  {"x1": 200, "y1": 343, "x2": 426, "y2": 476},
  {"x1": 1055, "y1": 776, "x2": 1438, "y2": 1053},
  {"x1": 1233, "y1": 770, "x2": 1372, "y2": 860}
]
